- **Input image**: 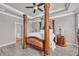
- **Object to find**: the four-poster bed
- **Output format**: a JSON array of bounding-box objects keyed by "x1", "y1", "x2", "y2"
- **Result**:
[{"x1": 22, "y1": 3, "x2": 55, "y2": 55}]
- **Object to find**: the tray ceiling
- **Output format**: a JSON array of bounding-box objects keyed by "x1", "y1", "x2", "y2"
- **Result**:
[
  {"x1": 0, "y1": 3, "x2": 79, "y2": 19},
  {"x1": 4, "y1": 3, "x2": 66, "y2": 17}
]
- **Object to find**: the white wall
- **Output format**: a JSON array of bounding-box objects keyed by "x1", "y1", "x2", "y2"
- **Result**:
[
  {"x1": 0, "y1": 13, "x2": 41, "y2": 47},
  {"x1": 54, "y1": 15, "x2": 76, "y2": 44},
  {"x1": 0, "y1": 12, "x2": 76, "y2": 47},
  {"x1": 15, "y1": 17, "x2": 41, "y2": 40},
  {"x1": 32, "y1": 22, "x2": 40, "y2": 32},
  {"x1": 77, "y1": 14, "x2": 79, "y2": 29},
  {"x1": 0, "y1": 13, "x2": 22, "y2": 46}
]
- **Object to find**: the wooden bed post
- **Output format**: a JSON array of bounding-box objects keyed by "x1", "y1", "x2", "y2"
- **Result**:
[
  {"x1": 52, "y1": 20, "x2": 55, "y2": 34},
  {"x1": 23, "y1": 14, "x2": 27, "y2": 49},
  {"x1": 77, "y1": 29, "x2": 79, "y2": 56},
  {"x1": 44, "y1": 3, "x2": 50, "y2": 55}
]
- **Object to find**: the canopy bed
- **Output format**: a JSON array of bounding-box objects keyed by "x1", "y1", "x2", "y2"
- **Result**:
[{"x1": 22, "y1": 3, "x2": 55, "y2": 56}]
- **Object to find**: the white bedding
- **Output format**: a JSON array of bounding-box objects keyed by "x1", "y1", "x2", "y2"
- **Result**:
[
  {"x1": 27, "y1": 30, "x2": 56, "y2": 50},
  {"x1": 27, "y1": 32, "x2": 43, "y2": 39}
]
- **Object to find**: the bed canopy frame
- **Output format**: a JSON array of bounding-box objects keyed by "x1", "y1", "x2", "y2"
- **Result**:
[{"x1": 22, "y1": 3, "x2": 50, "y2": 55}]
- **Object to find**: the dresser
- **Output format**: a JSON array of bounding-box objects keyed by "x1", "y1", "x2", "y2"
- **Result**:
[{"x1": 57, "y1": 35, "x2": 66, "y2": 47}]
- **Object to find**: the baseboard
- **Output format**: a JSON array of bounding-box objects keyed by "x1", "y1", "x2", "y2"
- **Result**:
[
  {"x1": 67, "y1": 42, "x2": 76, "y2": 45},
  {"x1": 67, "y1": 42, "x2": 78, "y2": 48},
  {"x1": 0, "y1": 41, "x2": 15, "y2": 48}
]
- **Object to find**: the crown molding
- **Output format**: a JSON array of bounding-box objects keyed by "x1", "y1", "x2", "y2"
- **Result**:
[
  {"x1": 32, "y1": 3, "x2": 70, "y2": 19},
  {"x1": 32, "y1": 7, "x2": 66, "y2": 19},
  {"x1": 0, "y1": 3, "x2": 33, "y2": 19},
  {"x1": 0, "y1": 3, "x2": 73, "y2": 21},
  {"x1": 28, "y1": 20, "x2": 42, "y2": 22},
  {"x1": 0, "y1": 11, "x2": 22, "y2": 19},
  {"x1": 0, "y1": 9, "x2": 75, "y2": 22},
  {"x1": 33, "y1": 12, "x2": 74, "y2": 21},
  {"x1": 0, "y1": 3, "x2": 24, "y2": 14},
  {"x1": 0, "y1": 8, "x2": 5, "y2": 11},
  {"x1": 0, "y1": 3, "x2": 72, "y2": 21},
  {"x1": 0, "y1": 3, "x2": 70, "y2": 19},
  {"x1": 29, "y1": 11, "x2": 75, "y2": 22},
  {"x1": 50, "y1": 12, "x2": 75, "y2": 19}
]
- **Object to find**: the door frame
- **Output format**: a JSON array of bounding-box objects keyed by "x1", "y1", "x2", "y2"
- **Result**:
[{"x1": 15, "y1": 22, "x2": 23, "y2": 43}]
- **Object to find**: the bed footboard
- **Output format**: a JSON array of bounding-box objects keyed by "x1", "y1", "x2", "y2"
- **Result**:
[{"x1": 27, "y1": 36, "x2": 44, "y2": 50}]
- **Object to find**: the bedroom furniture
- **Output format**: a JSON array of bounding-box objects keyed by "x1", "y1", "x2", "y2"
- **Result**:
[
  {"x1": 57, "y1": 28, "x2": 66, "y2": 47},
  {"x1": 77, "y1": 29, "x2": 79, "y2": 56},
  {"x1": 52, "y1": 20, "x2": 55, "y2": 34},
  {"x1": 40, "y1": 22, "x2": 42, "y2": 30},
  {"x1": 23, "y1": 3, "x2": 51, "y2": 56},
  {"x1": 77, "y1": 29, "x2": 79, "y2": 48},
  {"x1": 57, "y1": 35, "x2": 66, "y2": 47},
  {"x1": 23, "y1": 14, "x2": 27, "y2": 48}
]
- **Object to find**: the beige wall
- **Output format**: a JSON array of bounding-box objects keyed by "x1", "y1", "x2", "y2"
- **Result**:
[
  {"x1": 0, "y1": 13, "x2": 22, "y2": 46},
  {"x1": 54, "y1": 15, "x2": 76, "y2": 44},
  {"x1": 0, "y1": 13, "x2": 77, "y2": 47}
]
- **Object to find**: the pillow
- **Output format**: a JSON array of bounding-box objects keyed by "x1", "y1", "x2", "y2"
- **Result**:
[
  {"x1": 40, "y1": 30, "x2": 44, "y2": 33},
  {"x1": 40, "y1": 29, "x2": 53, "y2": 33}
]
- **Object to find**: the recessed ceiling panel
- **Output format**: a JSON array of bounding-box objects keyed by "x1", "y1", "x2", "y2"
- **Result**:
[{"x1": 5, "y1": 3, "x2": 65, "y2": 17}]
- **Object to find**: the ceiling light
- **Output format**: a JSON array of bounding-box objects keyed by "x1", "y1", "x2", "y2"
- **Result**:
[{"x1": 34, "y1": 6, "x2": 38, "y2": 10}]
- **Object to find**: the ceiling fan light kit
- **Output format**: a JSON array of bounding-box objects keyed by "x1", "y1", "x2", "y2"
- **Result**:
[{"x1": 34, "y1": 6, "x2": 38, "y2": 10}]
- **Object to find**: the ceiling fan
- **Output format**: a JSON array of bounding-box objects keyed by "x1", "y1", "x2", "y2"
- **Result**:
[{"x1": 25, "y1": 3, "x2": 44, "y2": 13}]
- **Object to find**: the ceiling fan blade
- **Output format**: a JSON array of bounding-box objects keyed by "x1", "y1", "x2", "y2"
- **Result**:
[
  {"x1": 38, "y1": 3, "x2": 44, "y2": 6},
  {"x1": 33, "y1": 9, "x2": 36, "y2": 13},
  {"x1": 26, "y1": 6, "x2": 33, "y2": 8},
  {"x1": 38, "y1": 8, "x2": 43, "y2": 12},
  {"x1": 33, "y1": 3, "x2": 36, "y2": 5}
]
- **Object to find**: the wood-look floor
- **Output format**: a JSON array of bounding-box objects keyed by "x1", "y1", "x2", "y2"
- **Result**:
[{"x1": 0, "y1": 41, "x2": 78, "y2": 56}]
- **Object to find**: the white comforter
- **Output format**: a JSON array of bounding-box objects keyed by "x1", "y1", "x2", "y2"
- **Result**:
[{"x1": 27, "y1": 31, "x2": 56, "y2": 50}]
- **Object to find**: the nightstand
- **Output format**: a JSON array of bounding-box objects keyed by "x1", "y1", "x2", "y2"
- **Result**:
[{"x1": 57, "y1": 35, "x2": 66, "y2": 47}]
